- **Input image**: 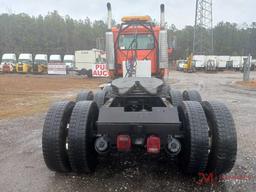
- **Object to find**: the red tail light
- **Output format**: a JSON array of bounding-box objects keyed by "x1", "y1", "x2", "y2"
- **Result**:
[
  {"x1": 147, "y1": 136, "x2": 161, "y2": 154},
  {"x1": 117, "y1": 135, "x2": 131, "y2": 151}
]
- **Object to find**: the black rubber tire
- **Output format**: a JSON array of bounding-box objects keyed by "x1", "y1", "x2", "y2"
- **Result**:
[
  {"x1": 178, "y1": 101, "x2": 209, "y2": 175},
  {"x1": 68, "y1": 101, "x2": 99, "y2": 173},
  {"x1": 169, "y1": 89, "x2": 183, "y2": 107},
  {"x1": 79, "y1": 69, "x2": 87, "y2": 76},
  {"x1": 42, "y1": 101, "x2": 75, "y2": 172},
  {"x1": 183, "y1": 90, "x2": 202, "y2": 102},
  {"x1": 76, "y1": 91, "x2": 94, "y2": 102},
  {"x1": 94, "y1": 91, "x2": 106, "y2": 108},
  {"x1": 87, "y1": 69, "x2": 93, "y2": 78},
  {"x1": 103, "y1": 85, "x2": 112, "y2": 94},
  {"x1": 202, "y1": 101, "x2": 237, "y2": 175}
]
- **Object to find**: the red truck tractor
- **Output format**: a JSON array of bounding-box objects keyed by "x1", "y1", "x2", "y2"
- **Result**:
[{"x1": 42, "y1": 3, "x2": 237, "y2": 176}]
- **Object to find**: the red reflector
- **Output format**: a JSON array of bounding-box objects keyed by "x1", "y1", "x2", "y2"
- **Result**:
[
  {"x1": 147, "y1": 136, "x2": 161, "y2": 154},
  {"x1": 117, "y1": 135, "x2": 131, "y2": 151}
]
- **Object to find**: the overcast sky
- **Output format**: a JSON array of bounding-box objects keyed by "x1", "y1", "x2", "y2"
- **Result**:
[{"x1": 0, "y1": 0, "x2": 255, "y2": 28}]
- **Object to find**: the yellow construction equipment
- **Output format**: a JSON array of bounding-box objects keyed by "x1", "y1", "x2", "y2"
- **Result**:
[{"x1": 184, "y1": 53, "x2": 195, "y2": 73}]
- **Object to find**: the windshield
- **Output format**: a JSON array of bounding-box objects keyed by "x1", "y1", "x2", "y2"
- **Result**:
[
  {"x1": 64, "y1": 60, "x2": 74, "y2": 63},
  {"x1": 2, "y1": 59, "x2": 16, "y2": 63},
  {"x1": 19, "y1": 59, "x2": 32, "y2": 64},
  {"x1": 119, "y1": 34, "x2": 154, "y2": 50},
  {"x1": 35, "y1": 60, "x2": 47, "y2": 65},
  {"x1": 50, "y1": 60, "x2": 61, "y2": 63}
]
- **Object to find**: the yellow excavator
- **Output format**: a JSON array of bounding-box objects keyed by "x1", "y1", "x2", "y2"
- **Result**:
[{"x1": 183, "y1": 53, "x2": 195, "y2": 73}]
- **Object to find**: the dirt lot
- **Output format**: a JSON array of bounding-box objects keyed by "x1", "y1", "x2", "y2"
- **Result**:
[
  {"x1": 0, "y1": 74, "x2": 107, "y2": 119},
  {"x1": 0, "y1": 71, "x2": 256, "y2": 192},
  {"x1": 236, "y1": 80, "x2": 256, "y2": 89}
]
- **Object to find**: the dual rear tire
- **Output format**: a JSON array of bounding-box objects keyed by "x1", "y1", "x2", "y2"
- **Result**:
[
  {"x1": 42, "y1": 101, "x2": 99, "y2": 173},
  {"x1": 178, "y1": 100, "x2": 237, "y2": 175},
  {"x1": 43, "y1": 90, "x2": 237, "y2": 176},
  {"x1": 169, "y1": 89, "x2": 202, "y2": 106}
]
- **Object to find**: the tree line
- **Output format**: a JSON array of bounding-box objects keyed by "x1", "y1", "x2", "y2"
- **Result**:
[
  {"x1": 170, "y1": 22, "x2": 256, "y2": 59},
  {"x1": 0, "y1": 11, "x2": 255, "y2": 59}
]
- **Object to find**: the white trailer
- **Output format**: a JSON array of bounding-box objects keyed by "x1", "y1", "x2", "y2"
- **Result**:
[
  {"x1": 193, "y1": 55, "x2": 206, "y2": 70},
  {"x1": 217, "y1": 56, "x2": 230, "y2": 70},
  {"x1": 75, "y1": 49, "x2": 106, "y2": 77},
  {"x1": 0, "y1": 53, "x2": 17, "y2": 72},
  {"x1": 204, "y1": 55, "x2": 218, "y2": 72}
]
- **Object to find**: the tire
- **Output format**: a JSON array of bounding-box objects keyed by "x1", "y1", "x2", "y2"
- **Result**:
[
  {"x1": 42, "y1": 101, "x2": 75, "y2": 172},
  {"x1": 79, "y1": 69, "x2": 87, "y2": 76},
  {"x1": 202, "y1": 101, "x2": 237, "y2": 175},
  {"x1": 169, "y1": 89, "x2": 183, "y2": 107},
  {"x1": 183, "y1": 90, "x2": 202, "y2": 102},
  {"x1": 178, "y1": 101, "x2": 209, "y2": 175},
  {"x1": 76, "y1": 91, "x2": 94, "y2": 102},
  {"x1": 87, "y1": 69, "x2": 92, "y2": 78},
  {"x1": 68, "y1": 101, "x2": 99, "y2": 173},
  {"x1": 94, "y1": 91, "x2": 106, "y2": 108},
  {"x1": 103, "y1": 85, "x2": 112, "y2": 94}
]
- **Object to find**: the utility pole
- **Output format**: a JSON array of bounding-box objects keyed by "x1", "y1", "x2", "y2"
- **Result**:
[
  {"x1": 193, "y1": 0, "x2": 214, "y2": 55},
  {"x1": 243, "y1": 54, "x2": 251, "y2": 81}
]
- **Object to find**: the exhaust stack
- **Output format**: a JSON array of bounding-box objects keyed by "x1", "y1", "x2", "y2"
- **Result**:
[
  {"x1": 107, "y1": 2, "x2": 112, "y2": 30},
  {"x1": 159, "y1": 4, "x2": 168, "y2": 71},
  {"x1": 160, "y1": 4, "x2": 165, "y2": 30},
  {"x1": 105, "y1": 2, "x2": 115, "y2": 72}
]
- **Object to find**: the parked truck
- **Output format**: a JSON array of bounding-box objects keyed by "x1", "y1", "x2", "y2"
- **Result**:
[
  {"x1": 49, "y1": 54, "x2": 62, "y2": 63},
  {"x1": 42, "y1": 3, "x2": 237, "y2": 177},
  {"x1": 34, "y1": 54, "x2": 48, "y2": 73},
  {"x1": 0, "y1": 53, "x2": 17, "y2": 73},
  {"x1": 63, "y1": 54, "x2": 75, "y2": 71},
  {"x1": 16, "y1": 53, "x2": 33, "y2": 73},
  {"x1": 75, "y1": 49, "x2": 106, "y2": 77}
]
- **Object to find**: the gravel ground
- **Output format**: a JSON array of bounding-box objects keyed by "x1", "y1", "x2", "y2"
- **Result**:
[{"x1": 0, "y1": 71, "x2": 256, "y2": 192}]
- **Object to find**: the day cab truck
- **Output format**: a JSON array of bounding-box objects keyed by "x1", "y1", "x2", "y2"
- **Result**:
[
  {"x1": 0, "y1": 53, "x2": 17, "y2": 73},
  {"x1": 64, "y1": 54, "x2": 75, "y2": 73},
  {"x1": 34, "y1": 54, "x2": 48, "y2": 73},
  {"x1": 49, "y1": 54, "x2": 62, "y2": 63},
  {"x1": 64, "y1": 55, "x2": 75, "y2": 69},
  {"x1": 42, "y1": 3, "x2": 237, "y2": 177},
  {"x1": 16, "y1": 53, "x2": 33, "y2": 73}
]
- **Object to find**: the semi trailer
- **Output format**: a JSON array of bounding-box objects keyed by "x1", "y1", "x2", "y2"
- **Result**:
[
  {"x1": 42, "y1": 3, "x2": 237, "y2": 176},
  {"x1": 75, "y1": 49, "x2": 106, "y2": 77}
]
